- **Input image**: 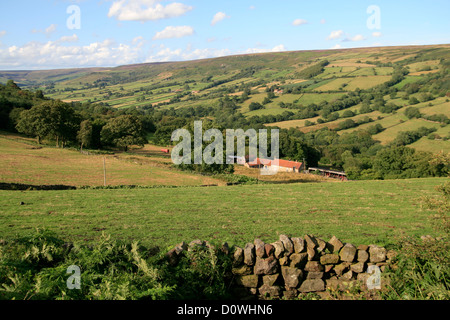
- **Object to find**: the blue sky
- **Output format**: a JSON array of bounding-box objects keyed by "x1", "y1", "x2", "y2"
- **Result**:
[{"x1": 0, "y1": 0, "x2": 449, "y2": 70}]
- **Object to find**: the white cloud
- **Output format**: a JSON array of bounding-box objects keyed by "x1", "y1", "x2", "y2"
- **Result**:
[
  {"x1": 372, "y1": 31, "x2": 382, "y2": 37},
  {"x1": 132, "y1": 36, "x2": 144, "y2": 44},
  {"x1": 31, "y1": 24, "x2": 57, "y2": 37},
  {"x1": 59, "y1": 34, "x2": 79, "y2": 43},
  {"x1": 326, "y1": 30, "x2": 344, "y2": 40},
  {"x1": 292, "y1": 19, "x2": 308, "y2": 26},
  {"x1": 0, "y1": 38, "x2": 142, "y2": 69},
  {"x1": 245, "y1": 44, "x2": 286, "y2": 54},
  {"x1": 330, "y1": 44, "x2": 342, "y2": 50},
  {"x1": 249, "y1": 5, "x2": 256, "y2": 10},
  {"x1": 271, "y1": 44, "x2": 286, "y2": 52},
  {"x1": 320, "y1": 19, "x2": 326, "y2": 24},
  {"x1": 211, "y1": 12, "x2": 229, "y2": 26},
  {"x1": 108, "y1": 0, "x2": 193, "y2": 22},
  {"x1": 146, "y1": 45, "x2": 231, "y2": 62},
  {"x1": 45, "y1": 24, "x2": 57, "y2": 35},
  {"x1": 0, "y1": 30, "x2": 6, "y2": 37},
  {"x1": 183, "y1": 48, "x2": 231, "y2": 61},
  {"x1": 153, "y1": 25, "x2": 194, "y2": 40},
  {"x1": 131, "y1": 36, "x2": 147, "y2": 48},
  {"x1": 343, "y1": 34, "x2": 366, "y2": 42}
]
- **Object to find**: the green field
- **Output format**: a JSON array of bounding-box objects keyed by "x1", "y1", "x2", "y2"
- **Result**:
[
  {"x1": 0, "y1": 133, "x2": 225, "y2": 187},
  {"x1": 1, "y1": 177, "x2": 447, "y2": 249},
  {"x1": 313, "y1": 76, "x2": 392, "y2": 92},
  {"x1": 372, "y1": 118, "x2": 443, "y2": 144}
]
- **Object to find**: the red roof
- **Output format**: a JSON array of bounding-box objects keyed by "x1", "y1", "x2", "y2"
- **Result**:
[
  {"x1": 275, "y1": 159, "x2": 302, "y2": 169},
  {"x1": 247, "y1": 158, "x2": 271, "y2": 166},
  {"x1": 248, "y1": 158, "x2": 302, "y2": 169}
]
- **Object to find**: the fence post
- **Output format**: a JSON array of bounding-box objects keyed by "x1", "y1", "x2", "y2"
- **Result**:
[{"x1": 103, "y1": 157, "x2": 106, "y2": 186}]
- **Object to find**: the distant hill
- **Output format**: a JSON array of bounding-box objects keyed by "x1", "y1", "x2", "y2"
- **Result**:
[{"x1": 1, "y1": 44, "x2": 449, "y2": 156}]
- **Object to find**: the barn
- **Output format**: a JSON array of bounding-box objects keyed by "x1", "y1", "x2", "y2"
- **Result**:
[
  {"x1": 269, "y1": 159, "x2": 303, "y2": 173},
  {"x1": 244, "y1": 158, "x2": 304, "y2": 173}
]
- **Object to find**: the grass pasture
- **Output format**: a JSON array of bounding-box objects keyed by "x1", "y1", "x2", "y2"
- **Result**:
[
  {"x1": 406, "y1": 60, "x2": 441, "y2": 73},
  {"x1": 372, "y1": 118, "x2": 443, "y2": 145},
  {"x1": 0, "y1": 133, "x2": 225, "y2": 187},
  {"x1": 312, "y1": 76, "x2": 391, "y2": 92},
  {"x1": 0, "y1": 177, "x2": 446, "y2": 249},
  {"x1": 419, "y1": 100, "x2": 450, "y2": 117},
  {"x1": 264, "y1": 117, "x2": 321, "y2": 130},
  {"x1": 409, "y1": 132, "x2": 450, "y2": 153}
]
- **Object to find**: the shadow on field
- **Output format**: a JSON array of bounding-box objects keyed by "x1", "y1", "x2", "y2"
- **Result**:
[{"x1": 0, "y1": 182, "x2": 77, "y2": 191}]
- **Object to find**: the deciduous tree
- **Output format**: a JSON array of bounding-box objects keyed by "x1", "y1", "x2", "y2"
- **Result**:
[{"x1": 100, "y1": 115, "x2": 147, "y2": 151}]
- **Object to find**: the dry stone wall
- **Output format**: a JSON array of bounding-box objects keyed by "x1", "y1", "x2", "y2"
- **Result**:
[{"x1": 166, "y1": 234, "x2": 395, "y2": 300}]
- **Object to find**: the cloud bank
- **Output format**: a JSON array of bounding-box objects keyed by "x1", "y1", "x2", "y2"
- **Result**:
[{"x1": 108, "y1": 0, "x2": 192, "y2": 22}]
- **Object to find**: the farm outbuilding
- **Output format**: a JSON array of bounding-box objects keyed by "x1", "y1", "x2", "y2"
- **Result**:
[
  {"x1": 308, "y1": 167, "x2": 347, "y2": 180},
  {"x1": 244, "y1": 158, "x2": 304, "y2": 173},
  {"x1": 269, "y1": 159, "x2": 303, "y2": 173}
]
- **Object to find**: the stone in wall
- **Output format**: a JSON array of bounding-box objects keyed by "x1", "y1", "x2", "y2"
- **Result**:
[
  {"x1": 254, "y1": 256, "x2": 278, "y2": 275},
  {"x1": 369, "y1": 245, "x2": 387, "y2": 263},
  {"x1": 328, "y1": 236, "x2": 344, "y2": 253},
  {"x1": 320, "y1": 253, "x2": 339, "y2": 265},
  {"x1": 290, "y1": 253, "x2": 308, "y2": 268},
  {"x1": 262, "y1": 274, "x2": 280, "y2": 286},
  {"x1": 299, "y1": 279, "x2": 325, "y2": 293},
  {"x1": 272, "y1": 240, "x2": 284, "y2": 259},
  {"x1": 281, "y1": 266, "x2": 303, "y2": 288},
  {"x1": 357, "y1": 249, "x2": 369, "y2": 263},
  {"x1": 264, "y1": 243, "x2": 275, "y2": 257},
  {"x1": 291, "y1": 237, "x2": 305, "y2": 253},
  {"x1": 233, "y1": 246, "x2": 244, "y2": 266},
  {"x1": 254, "y1": 239, "x2": 265, "y2": 258},
  {"x1": 339, "y1": 243, "x2": 357, "y2": 262},
  {"x1": 333, "y1": 262, "x2": 349, "y2": 277},
  {"x1": 304, "y1": 261, "x2": 324, "y2": 272},
  {"x1": 236, "y1": 274, "x2": 259, "y2": 288},
  {"x1": 280, "y1": 234, "x2": 294, "y2": 255},
  {"x1": 244, "y1": 243, "x2": 255, "y2": 266},
  {"x1": 351, "y1": 261, "x2": 365, "y2": 273},
  {"x1": 259, "y1": 284, "x2": 282, "y2": 299},
  {"x1": 232, "y1": 264, "x2": 252, "y2": 276}
]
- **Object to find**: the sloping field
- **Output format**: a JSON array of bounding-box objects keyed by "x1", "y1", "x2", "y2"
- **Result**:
[
  {"x1": 345, "y1": 75, "x2": 392, "y2": 91},
  {"x1": 409, "y1": 125, "x2": 450, "y2": 153},
  {"x1": 297, "y1": 93, "x2": 345, "y2": 104},
  {"x1": 265, "y1": 117, "x2": 321, "y2": 130},
  {"x1": 406, "y1": 60, "x2": 441, "y2": 72},
  {"x1": 313, "y1": 78, "x2": 350, "y2": 91},
  {"x1": 313, "y1": 76, "x2": 391, "y2": 91},
  {"x1": 295, "y1": 111, "x2": 382, "y2": 133},
  {"x1": 372, "y1": 118, "x2": 442, "y2": 144},
  {"x1": 419, "y1": 100, "x2": 450, "y2": 117},
  {"x1": 0, "y1": 133, "x2": 225, "y2": 187}
]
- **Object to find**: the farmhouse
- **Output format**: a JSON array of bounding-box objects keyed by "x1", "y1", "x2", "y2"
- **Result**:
[
  {"x1": 245, "y1": 158, "x2": 304, "y2": 173},
  {"x1": 274, "y1": 89, "x2": 284, "y2": 95},
  {"x1": 270, "y1": 158, "x2": 303, "y2": 173},
  {"x1": 244, "y1": 157, "x2": 271, "y2": 169}
]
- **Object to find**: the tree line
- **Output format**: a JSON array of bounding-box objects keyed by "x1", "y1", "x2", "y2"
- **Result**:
[{"x1": 1, "y1": 81, "x2": 149, "y2": 151}]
